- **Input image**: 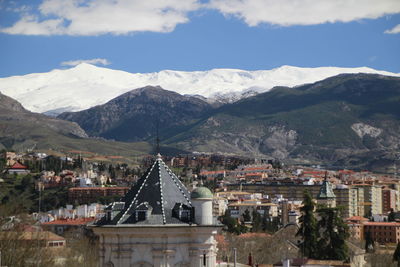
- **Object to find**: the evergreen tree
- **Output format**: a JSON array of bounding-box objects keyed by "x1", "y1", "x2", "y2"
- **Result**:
[
  {"x1": 365, "y1": 231, "x2": 374, "y2": 253},
  {"x1": 243, "y1": 209, "x2": 251, "y2": 222},
  {"x1": 251, "y1": 209, "x2": 262, "y2": 232},
  {"x1": 316, "y1": 207, "x2": 349, "y2": 261},
  {"x1": 296, "y1": 191, "x2": 318, "y2": 258},
  {"x1": 393, "y1": 242, "x2": 400, "y2": 267},
  {"x1": 389, "y1": 209, "x2": 396, "y2": 222}
]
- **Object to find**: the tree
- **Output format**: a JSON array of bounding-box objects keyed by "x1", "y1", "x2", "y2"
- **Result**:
[
  {"x1": 394, "y1": 242, "x2": 400, "y2": 267},
  {"x1": 316, "y1": 206, "x2": 349, "y2": 261},
  {"x1": 243, "y1": 209, "x2": 251, "y2": 222},
  {"x1": 251, "y1": 209, "x2": 262, "y2": 232},
  {"x1": 365, "y1": 231, "x2": 374, "y2": 253},
  {"x1": 296, "y1": 191, "x2": 318, "y2": 258},
  {"x1": 389, "y1": 209, "x2": 396, "y2": 222},
  {"x1": 220, "y1": 210, "x2": 247, "y2": 235}
]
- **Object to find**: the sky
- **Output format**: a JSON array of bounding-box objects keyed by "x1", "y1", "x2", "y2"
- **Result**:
[{"x1": 0, "y1": 0, "x2": 399, "y2": 78}]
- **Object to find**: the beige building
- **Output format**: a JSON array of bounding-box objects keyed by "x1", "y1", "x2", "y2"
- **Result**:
[
  {"x1": 92, "y1": 154, "x2": 220, "y2": 267},
  {"x1": 335, "y1": 186, "x2": 365, "y2": 218},
  {"x1": 354, "y1": 185, "x2": 382, "y2": 216},
  {"x1": 227, "y1": 201, "x2": 278, "y2": 219},
  {"x1": 226, "y1": 184, "x2": 321, "y2": 201}
]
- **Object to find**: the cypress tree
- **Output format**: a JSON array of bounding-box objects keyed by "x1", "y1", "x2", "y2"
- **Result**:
[
  {"x1": 296, "y1": 191, "x2": 318, "y2": 258},
  {"x1": 316, "y1": 207, "x2": 349, "y2": 260},
  {"x1": 394, "y1": 242, "x2": 400, "y2": 267}
]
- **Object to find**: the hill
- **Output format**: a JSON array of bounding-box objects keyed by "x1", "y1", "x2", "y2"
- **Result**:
[
  {"x1": 0, "y1": 92, "x2": 180, "y2": 158},
  {"x1": 58, "y1": 86, "x2": 213, "y2": 141}
]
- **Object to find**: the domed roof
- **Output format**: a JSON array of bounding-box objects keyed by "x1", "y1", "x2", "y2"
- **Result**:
[{"x1": 191, "y1": 187, "x2": 213, "y2": 199}]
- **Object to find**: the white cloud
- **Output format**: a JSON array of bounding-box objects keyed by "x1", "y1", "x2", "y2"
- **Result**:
[
  {"x1": 385, "y1": 24, "x2": 400, "y2": 34},
  {"x1": 0, "y1": 0, "x2": 200, "y2": 36},
  {"x1": 60, "y1": 58, "x2": 111, "y2": 67},
  {"x1": 2, "y1": 0, "x2": 400, "y2": 36},
  {"x1": 209, "y1": 0, "x2": 400, "y2": 27}
]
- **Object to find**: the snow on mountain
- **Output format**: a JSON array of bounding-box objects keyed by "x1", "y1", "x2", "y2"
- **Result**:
[{"x1": 0, "y1": 63, "x2": 399, "y2": 115}]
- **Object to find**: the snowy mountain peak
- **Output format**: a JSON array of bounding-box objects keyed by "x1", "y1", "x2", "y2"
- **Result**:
[{"x1": 0, "y1": 64, "x2": 399, "y2": 115}]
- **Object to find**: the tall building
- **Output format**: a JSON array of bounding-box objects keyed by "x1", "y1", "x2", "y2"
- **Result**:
[
  {"x1": 354, "y1": 185, "x2": 382, "y2": 216},
  {"x1": 335, "y1": 186, "x2": 364, "y2": 218},
  {"x1": 92, "y1": 154, "x2": 220, "y2": 267}
]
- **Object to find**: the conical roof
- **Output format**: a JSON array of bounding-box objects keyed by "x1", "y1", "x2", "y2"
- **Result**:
[{"x1": 98, "y1": 154, "x2": 193, "y2": 225}]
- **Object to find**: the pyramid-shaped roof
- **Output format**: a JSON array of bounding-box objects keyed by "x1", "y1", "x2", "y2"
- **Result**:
[
  {"x1": 317, "y1": 178, "x2": 336, "y2": 199},
  {"x1": 97, "y1": 154, "x2": 192, "y2": 225},
  {"x1": 9, "y1": 162, "x2": 28, "y2": 169}
]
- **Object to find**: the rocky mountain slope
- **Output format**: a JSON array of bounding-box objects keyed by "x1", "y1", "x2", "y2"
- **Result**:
[
  {"x1": 165, "y1": 74, "x2": 400, "y2": 171},
  {"x1": 1, "y1": 63, "x2": 398, "y2": 115},
  {"x1": 58, "y1": 86, "x2": 213, "y2": 141}
]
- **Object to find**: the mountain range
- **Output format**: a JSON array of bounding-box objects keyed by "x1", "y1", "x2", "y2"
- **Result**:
[
  {"x1": 0, "y1": 64, "x2": 399, "y2": 115},
  {"x1": 0, "y1": 65, "x2": 399, "y2": 172}
]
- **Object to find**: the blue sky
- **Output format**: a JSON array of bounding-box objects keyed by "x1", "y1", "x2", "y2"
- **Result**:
[{"x1": 0, "y1": 0, "x2": 399, "y2": 77}]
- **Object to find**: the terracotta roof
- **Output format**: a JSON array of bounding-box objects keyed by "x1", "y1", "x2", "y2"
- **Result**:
[
  {"x1": 9, "y1": 162, "x2": 28, "y2": 169},
  {"x1": 346, "y1": 216, "x2": 369, "y2": 222},
  {"x1": 42, "y1": 218, "x2": 95, "y2": 225}
]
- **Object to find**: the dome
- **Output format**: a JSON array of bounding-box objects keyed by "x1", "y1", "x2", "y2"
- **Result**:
[{"x1": 191, "y1": 187, "x2": 213, "y2": 199}]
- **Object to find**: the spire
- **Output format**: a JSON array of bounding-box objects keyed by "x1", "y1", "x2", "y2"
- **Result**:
[
  {"x1": 156, "y1": 118, "x2": 160, "y2": 155},
  {"x1": 317, "y1": 171, "x2": 336, "y2": 199},
  {"x1": 99, "y1": 156, "x2": 192, "y2": 226}
]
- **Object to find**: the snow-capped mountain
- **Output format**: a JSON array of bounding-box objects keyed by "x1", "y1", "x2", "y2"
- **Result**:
[{"x1": 0, "y1": 63, "x2": 399, "y2": 115}]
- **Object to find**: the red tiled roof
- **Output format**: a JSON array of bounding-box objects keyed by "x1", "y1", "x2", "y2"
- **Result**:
[
  {"x1": 9, "y1": 162, "x2": 28, "y2": 169},
  {"x1": 42, "y1": 218, "x2": 95, "y2": 225},
  {"x1": 346, "y1": 216, "x2": 369, "y2": 222}
]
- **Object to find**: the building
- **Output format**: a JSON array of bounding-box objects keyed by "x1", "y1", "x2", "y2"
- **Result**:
[
  {"x1": 226, "y1": 183, "x2": 321, "y2": 201},
  {"x1": 335, "y1": 186, "x2": 364, "y2": 218},
  {"x1": 382, "y1": 188, "x2": 397, "y2": 213},
  {"x1": 6, "y1": 162, "x2": 30, "y2": 174},
  {"x1": 213, "y1": 196, "x2": 228, "y2": 216},
  {"x1": 227, "y1": 201, "x2": 278, "y2": 219},
  {"x1": 91, "y1": 154, "x2": 221, "y2": 267},
  {"x1": 363, "y1": 222, "x2": 400, "y2": 244},
  {"x1": 68, "y1": 186, "x2": 129, "y2": 203},
  {"x1": 346, "y1": 216, "x2": 368, "y2": 240},
  {"x1": 354, "y1": 184, "x2": 382, "y2": 216},
  {"x1": 42, "y1": 217, "x2": 96, "y2": 237},
  {"x1": 316, "y1": 176, "x2": 336, "y2": 208}
]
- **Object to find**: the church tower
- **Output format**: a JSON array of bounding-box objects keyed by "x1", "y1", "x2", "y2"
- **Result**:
[
  {"x1": 92, "y1": 154, "x2": 220, "y2": 267},
  {"x1": 316, "y1": 173, "x2": 336, "y2": 208}
]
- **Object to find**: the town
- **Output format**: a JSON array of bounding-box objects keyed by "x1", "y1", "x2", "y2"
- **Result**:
[{"x1": 1, "y1": 149, "x2": 399, "y2": 267}]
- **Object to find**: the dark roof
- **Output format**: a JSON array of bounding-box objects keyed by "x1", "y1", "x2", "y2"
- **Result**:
[{"x1": 97, "y1": 154, "x2": 192, "y2": 226}]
